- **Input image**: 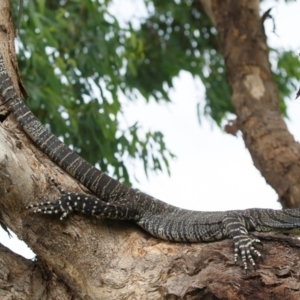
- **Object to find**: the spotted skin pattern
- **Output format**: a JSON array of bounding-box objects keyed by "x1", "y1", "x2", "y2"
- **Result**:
[{"x1": 1, "y1": 52, "x2": 300, "y2": 271}]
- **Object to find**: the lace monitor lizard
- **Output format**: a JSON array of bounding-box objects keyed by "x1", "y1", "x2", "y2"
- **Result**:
[{"x1": 1, "y1": 52, "x2": 300, "y2": 272}]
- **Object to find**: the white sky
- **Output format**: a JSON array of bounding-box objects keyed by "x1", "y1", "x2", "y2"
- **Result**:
[{"x1": 1, "y1": 0, "x2": 300, "y2": 259}]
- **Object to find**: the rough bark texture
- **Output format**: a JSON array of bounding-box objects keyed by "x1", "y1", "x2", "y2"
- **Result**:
[
  {"x1": 1, "y1": 0, "x2": 300, "y2": 299},
  {"x1": 0, "y1": 243, "x2": 74, "y2": 300},
  {"x1": 210, "y1": 0, "x2": 300, "y2": 209}
]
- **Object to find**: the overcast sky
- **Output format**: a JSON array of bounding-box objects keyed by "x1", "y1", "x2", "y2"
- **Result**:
[{"x1": 2, "y1": 0, "x2": 300, "y2": 259}]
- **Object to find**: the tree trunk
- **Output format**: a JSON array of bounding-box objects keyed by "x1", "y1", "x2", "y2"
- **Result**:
[
  {"x1": 208, "y1": 0, "x2": 300, "y2": 209},
  {"x1": 1, "y1": 0, "x2": 300, "y2": 299}
]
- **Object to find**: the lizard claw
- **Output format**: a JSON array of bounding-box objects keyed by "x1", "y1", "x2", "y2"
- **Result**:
[{"x1": 253, "y1": 238, "x2": 263, "y2": 248}]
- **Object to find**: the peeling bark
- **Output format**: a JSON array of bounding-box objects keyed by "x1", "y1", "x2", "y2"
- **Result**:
[{"x1": 210, "y1": 0, "x2": 300, "y2": 208}]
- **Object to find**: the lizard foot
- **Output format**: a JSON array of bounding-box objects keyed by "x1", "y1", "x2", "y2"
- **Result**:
[
  {"x1": 26, "y1": 177, "x2": 110, "y2": 220},
  {"x1": 26, "y1": 191, "x2": 109, "y2": 220},
  {"x1": 26, "y1": 189, "x2": 77, "y2": 220},
  {"x1": 233, "y1": 236, "x2": 262, "y2": 272},
  {"x1": 223, "y1": 214, "x2": 263, "y2": 272},
  {"x1": 26, "y1": 189, "x2": 132, "y2": 220}
]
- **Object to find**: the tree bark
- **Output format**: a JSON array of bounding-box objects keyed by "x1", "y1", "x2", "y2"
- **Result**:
[
  {"x1": 0, "y1": 243, "x2": 74, "y2": 299},
  {"x1": 209, "y1": 0, "x2": 300, "y2": 209},
  {"x1": 1, "y1": 0, "x2": 300, "y2": 299}
]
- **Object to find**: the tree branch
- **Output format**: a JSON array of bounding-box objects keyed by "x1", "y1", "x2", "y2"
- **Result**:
[
  {"x1": 211, "y1": 0, "x2": 300, "y2": 208},
  {"x1": 0, "y1": 243, "x2": 73, "y2": 299}
]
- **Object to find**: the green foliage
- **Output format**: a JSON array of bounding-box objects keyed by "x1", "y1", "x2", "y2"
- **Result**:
[
  {"x1": 271, "y1": 50, "x2": 300, "y2": 115},
  {"x1": 11, "y1": 0, "x2": 174, "y2": 185}
]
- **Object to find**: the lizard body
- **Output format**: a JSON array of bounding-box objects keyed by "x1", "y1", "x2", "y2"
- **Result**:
[{"x1": 1, "y1": 52, "x2": 300, "y2": 271}]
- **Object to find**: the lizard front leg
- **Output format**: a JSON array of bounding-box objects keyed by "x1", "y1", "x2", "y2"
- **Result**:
[
  {"x1": 222, "y1": 214, "x2": 262, "y2": 271},
  {"x1": 26, "y1": 188, "x2": 139, "y2": 221}
]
